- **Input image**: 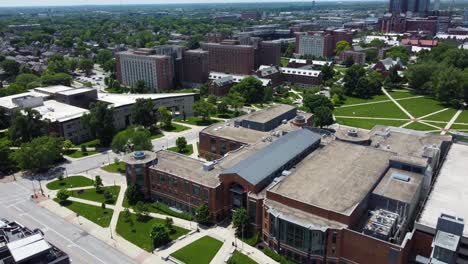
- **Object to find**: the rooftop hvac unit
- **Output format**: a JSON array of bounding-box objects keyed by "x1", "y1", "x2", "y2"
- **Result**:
[{"x1": 203, "y1": 161, "x2": 215, "y2": 171}]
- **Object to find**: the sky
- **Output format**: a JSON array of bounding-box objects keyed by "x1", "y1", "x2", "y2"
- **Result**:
[{"x1": 0, "y1": 0, "x2": 340, "y2": 8}]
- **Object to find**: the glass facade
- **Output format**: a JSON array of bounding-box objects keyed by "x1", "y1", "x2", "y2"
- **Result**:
[{"x1": 270, "y1": 213, "x2": 325, "y2": 256}]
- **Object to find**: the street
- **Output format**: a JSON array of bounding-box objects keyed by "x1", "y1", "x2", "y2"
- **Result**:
[{"x1": 0, "y1": 177, "x2": 137, "y2": 264}]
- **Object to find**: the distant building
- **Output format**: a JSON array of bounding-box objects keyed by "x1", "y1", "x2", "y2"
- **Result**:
[
  {"x1": 371, "y1": 57, "x2": 405, "y2": 77},
  {"x1": 241, "y1": 11, "x2": 261, "y2": 21},
  {"x1": 207, "y1": 72, "x2": 271, "y2": 96},
  {"x1": 339, "y1": 50, "x2": 366, "y2": 65},
  {"x1": 296, "y1": 29, "x2": 353, "y2": 58},
  {"x1": 182, "y1": 49, "x2": 210, "y2": 86}
]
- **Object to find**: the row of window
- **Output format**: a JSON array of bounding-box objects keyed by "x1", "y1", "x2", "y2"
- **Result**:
[{"x1": 153, "y1": 172, "x2": 209, "y2": 201}]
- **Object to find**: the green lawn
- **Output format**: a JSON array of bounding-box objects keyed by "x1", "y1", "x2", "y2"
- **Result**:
[
  {"x1": 64, "y1": 150, "x2": 100, "y2": 158},
  {"x1": 241, "y1": 232, "x2": 260, "y2": 247},
  {"x1": 404, "y1": 122, "x2": 440, "y2": 131},
  {"x1": 54, "y1": 199, "x2": 113, "y2": 227},
  {"x1": 168, "y1": 144, "x2": 194, "y2": 156},
  {"x1": 174, "y1": 117, "x2": 220, "y2": 126},
  {"x1": 335, "y1": 118, "x2": 408, "y2": 130},
  {"x1": 171, "y1": 236, "x2": 223, "y2": 264},
  {"x1": 102, "y1": 162, "x2": 126, "y2": 173},
  {"x1": 262, "y1": 248, "x2": 295, "y2": 264},
  {"x1": 116, "y1": 212, "x2": 189, "y2": 251},
  {"x1": 449, "y1": 123, "x2": 468, "y2": 131},
  {"x1": 122, "y1": 198, "x2": 193, "y2": 220},
  {"x1": 388, "y1": 90, "x2": 417, "y2": 99},
  {"x1": 150, "y1": 131, "x2": 164, "y2": 139},
  {"x1": 335, "y1": 101, "x2": 408, "y2": 119},
  {"x1": 454, "y1": 111, "x2": 468, "y2": 124},
  {"x1": 76, "y1": 139, "x2": 101, "y2": 148},
  {"x1": 421, "y1": 108, "x2": 458, "y2": 122},
  {"x1": 339, "y1": 94, "x2": 390, "y2": 106},
  {"x1": 70, "y1": 186, "x2": 120, "y2": 205},
  {"x1": 46, "y1": 176, "x2": 94, "y2": 190},
  {"x1": 229, "y1": 250, "x2": 257, "y2": 264},
  {"x1": 160, "y1": 123, "x2": 191, "y2": 132},
  {"x1": 397, "y1": 97, "x2": 448, "y2": 118}
]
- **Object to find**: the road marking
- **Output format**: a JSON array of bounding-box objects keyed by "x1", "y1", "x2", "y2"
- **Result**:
[{"x1": 21, "y1": 213, "x2": 107, "y2": 264}]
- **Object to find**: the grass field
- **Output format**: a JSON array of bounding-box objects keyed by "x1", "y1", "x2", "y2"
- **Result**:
[
  {"x1": 101, "y1": 162, "x2": 125, "y2": 173},
  {"x1": 64, "y1": 150, "x2": 100, "y2": 158},
  {"x1": 171, "y1": 236, "x2": 223, "y2": 264},
  {"x1": 174, "y1": 117, "x2": 220, "y2": 126},
  {"x1": 46, "y1": 176, "x2": 94, "y2": 190},
  {"x1": 150, "y1": 131, "x2": 164, "y2": 139},
  {"x1": 54, "y1": 199, "x2": 113, "y2": 227},
  {"x1": 404, "y1": 122, "x2": 439, "y2": 131},
  {"x1": 70, "y1": 186, "x2": 120, "y2": 205},
  {"x1": 228, "y1": 250, "x2": 257, "y2": 264},
  {"x1": 168, "y1": 144, "x2": 194, "y2": 156},
  {"x1": 335, "y1": 118, "x2": 408, "y2": 130},
  {"x1": 397, "y1": 97, "x2": 448, "y2": 118},
  {"x1": 449, "y1": 123, "x2": 468, "y2": 130},
  {"x1": 160, "y1": 123, "x2": 191, "y2": 132},
  {"x1": 339, "y1": 94, "x2": 391, "y2": 106},
  {"x1": 455, "y1": 111, "x2": 468, "y2": 124},
  {"x1": 421, "y1": 108, "x2": 457, "y2": 122},
  {"x1": 116, "y1": 212, "x2": 189, "y2": 251},
  {"x1": 335, "y1": 101, "x2": 408, "y2": 119},
  {"x1": 388, "y1": 90, "x2": 417, "y2": 99}
]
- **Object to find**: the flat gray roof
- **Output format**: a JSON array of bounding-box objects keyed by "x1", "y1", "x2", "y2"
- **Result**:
[
  {"x1": 221, "y1": 129, "x2": 321, "y2": 186},
  {"x1": 237, "y1": 104, "x2": 295, "y2": 124},
  {"x1": 97, "y1": 93, "x2": 194, "y2": 108},
  {"x1": 418, "y1": 143, "x2": 468, "y2": 238},
  {"x1": 372, "y1": 168, "x2": 423, "y2": 204},
  {"x1": 152, "y1": 150, "x2": 220, "y2": 188},
  {"x1": 269, "y1": 141, "x2": 393, "y2": 215},
  {"x1": 202, "y1": 122, "x2": 269, "y2": 144},
  {"x1": 369, "y1": 126, "x2": 451, "y2": 158},
  {"x1": 122, "y1": 151, "x2": 157, "y2": 165}
]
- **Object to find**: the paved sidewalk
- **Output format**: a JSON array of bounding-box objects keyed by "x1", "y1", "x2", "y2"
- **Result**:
[
  {"x1": 442, "y1": 109, "x2": 463, "y2": 135},
  {"x1": 381, "y1": 88, "x2": 415, "y2": 119}
]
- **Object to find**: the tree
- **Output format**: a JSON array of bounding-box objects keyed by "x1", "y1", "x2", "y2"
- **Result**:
[
  {"x1": 207, "y1": 95, "x2": 217, "y2": 105},
  {"x1": 369, "y1": 39, "x2": 385, "y2": 48},
  {"x1": 193, "y1": 100, "x2": 216, "y2": 121},
  {"x1": 386, "y1": 46, "x2": 409, "y2": 64},
  {"x1": 230, "y1": 76, "x2": 264, "y2": 104},
  {"x1": 0, "y1": 139, "x2": 16, "y2": 173},
  {"x1": 97, "y1": 49, "x2": 113, "y2": 66},
  {"x1": 134, "y1": 201, "x2": 149, "y2": 221},
  {"x1": 314, "y1": 106, "x2": 334, "y2": 128},
  {"x1": 217, "y1": 100, "x2": 229, "y2": 114},
  {"x1": 263, "y1": 86, "x2": 273, "y2": 102},
  {"x1": 79, "y1": 59, "x2": 94, "y2": 76},
  {"x1": 158, "y1": 106, "x2": 173, "y2": 128},
  {"x1": 367, "y1": 71, "x2": 383, "y2": 96},
  {"x1": 66, "y1": 59, "x2": 79, "y2": 73},
  {"x1": 195, "y1": 203, "x2": 211, "y2": 225},
  {"x1": 303, "y1": 94, "x2": 334, "y2": 113},
  {"x1": 283, "y1": 42, "x2": 295, "y2": 58},
  {"x1": 232, "y1": 207, "x2": 250, "y2": 237},
  {"x1": 57, "y1": 189, "x2": 70, "y2": 204},
  {"x1": 343, "y1": 56, "x2": 355, "y2": 68},
  {"x1": 15, "y1": 73, "x2": 38, "y2": 87},
  {"x1": 63, "y1": 139, "x2": 73, "y2": 152},
  {"x1": 0, "y1": 83, "x2": 27, "y2": 97},
  {"x1": 321, "y1": 64, "x2": 334, "y2": 82},
  {"x1": 82, "y1": 102, "x2": 114, "y2": 146},
  {"x1": 131, "y1": 80, "x2": 149, "y2": 94},
  {"x1": 111, "y1": 126, "x2": 153, "y2": 153},
  {"x1": 8, "y1": 109, "x2": 45, "y2": 144},
  {"x1": 176, "y1": 137, "x2": 187, "y2": 153},
  {"x1": 434, "y1": 67, "x2": 465, "y2": 107},
  {"x1": 132, "y1": 98, "x2": 156, "y2": 128},
  {"x1": 94, "y1": 176, "x2": 103, "y2": 193},
  {"x1": 225, "y1": 92, "x2": 245, "y2": 115},
  {"x1": 13, "y1": 136, "x2": 63, "y2": 172},
  {"x1": 335, "y1": 40, "x2": 351, "y2": 55},
  {"x1": 150, "y1": 223, "x2": 170, "y2": 248},
  {"x1": 103, "y1": 59, "x2": 116, "y2": 74},
  {"x1": 125, "y1": 183, "x2": 143, "y2": 206},
  {"x1": 123, "y1": 208, "x2": 131, "y2": 223},
  {"x1": 104, "y1": 191, "x2": 113, "y2": 203},
  {"x1": 165, "y1": 217, "x2": 174, "y2": 233},
  {"x1": 1, "y1": 59, "x2": 20, "y2": 78},
  {"x1": 343, "y1": 64, "x2": 366, "y2": 96},
  {"x1": 40, "y1": 73, "x2": 72, "y2": 86},
  {"x1": 406, "y1": 62, "x2": 439, "y2": 95}
]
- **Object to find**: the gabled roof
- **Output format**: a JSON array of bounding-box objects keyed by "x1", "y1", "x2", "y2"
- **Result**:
[{"x1": 221, "y1": 128, "x2": 321, "y2": 186}]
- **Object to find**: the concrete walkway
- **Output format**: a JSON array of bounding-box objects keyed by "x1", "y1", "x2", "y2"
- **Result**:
[
  {"x1": 381, "y1": 88, "x2": 415, "y2": 119},
  {"x1": 441, "y1": 109, "x2": 463, "y2": 135},
  {"x1": 337, "y1": 95, "x2": 423, "y2": 108}
]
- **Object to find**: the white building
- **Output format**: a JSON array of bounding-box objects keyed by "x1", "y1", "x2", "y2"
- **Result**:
[{"x1": 298, "y1": 34, "x2": 324, "y2": 57}]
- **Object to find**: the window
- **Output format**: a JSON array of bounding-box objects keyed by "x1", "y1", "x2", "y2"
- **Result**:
[
  {"x1": 185, "y1": 182, "x2": 190, "y2": 193},
  {"x1": 332, "y1": 232, "x2": 337, "y2": 244},
  {"x1": 220, "y1": 140, "x2": 227, "y2": 155},
  {"x1": 203, "y1": 188, "x2": 209, "y2": 200},
  {"x1": 230, "y1": 142, "x2": 237, "y2": 150},
  {"x1": 192, "y1": 185, "x2": 200, "y2": 196},
  {"x1": 210, "y1": 138, "x2": 217, "y2": 153},
  {"x1": 158, "y1": 174, "x2": 165, "y2": 183}
]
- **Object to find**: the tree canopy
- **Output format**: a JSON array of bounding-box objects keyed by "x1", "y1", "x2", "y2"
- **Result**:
[
  {"x1": 131, "y1": 98, "x2": 156, "y2": 128},
  {"x1": 12, "y1": 136, "x2": 63, "y2": 172},
  {"x1": 111, "y1": 126, "x2": 153, "y2": 153},
  {"x1": 81, "y1": 102, "x2": 115, "y2": 146},
  {"x1": 230, "y1": 76, "x2": 264, "y2": 104}
]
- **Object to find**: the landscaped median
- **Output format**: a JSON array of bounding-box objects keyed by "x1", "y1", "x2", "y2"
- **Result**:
[
  {"x1": 53, "y1": 198, "x2": 113, "y2": 227},
  {"x1": 115, "y1": 212, "x2": 189, "y2": 252},
  {"x1": 46, "y1": 176, "x2": 94, "y2": 190},
  {"x1": 101, "y1": 161, "x2": 125, "y2": 173},
  {"x1": 69, "y1": 186, "x2": 120, "y2": 205},
  {"x1": 170, "y1": 236, "x2": 223, "y2": 264},
  {"x1": 228, "y1": 250, "x2": 257, "y2": 264},
  {"x1": 168, "y1": 144, "x2": 194, "y2": 156}
]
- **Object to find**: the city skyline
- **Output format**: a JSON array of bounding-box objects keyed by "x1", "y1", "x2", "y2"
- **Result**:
[{"x1": 0, "y1": 0, "x2": 385, "y2": 8}]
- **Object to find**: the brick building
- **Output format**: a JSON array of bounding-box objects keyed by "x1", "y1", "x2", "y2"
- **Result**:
[
  {"x1": 201, "y1": 41, "x2": 255, "y2": 75},
  {"x1": 339, "y1": 50, "x2": 366, "y2": 65},
  {"x1": 296, "y1": 30, "x2": 353, "y2": 58},
  {"x1": 207, "y1": 72, "x2": 271, "y2": 97},
  {"x1": 182, "y1": 49, "x2": 210, "y2": 86},
  {"x1": 123, "y1": 124, "x2": 457, "y2": 264}
]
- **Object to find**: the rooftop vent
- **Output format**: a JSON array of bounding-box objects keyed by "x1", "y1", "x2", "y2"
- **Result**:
[
  {"x1": 347, "y1": 129, "x2": 358, "y2": 137},
  {"x1": 392, "y1": 173, "x2": 410, "y2": 182},
  {"x1": 203, "y1": 161, "x2": 215, "y2": 171},
  {"x1": 133, "y1": 151, "x2": 146, "y2": 160}
]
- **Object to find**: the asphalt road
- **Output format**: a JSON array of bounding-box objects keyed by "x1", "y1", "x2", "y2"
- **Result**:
[{"x1": 0, "y1": 178, "x2": 137, "y2": 264}]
